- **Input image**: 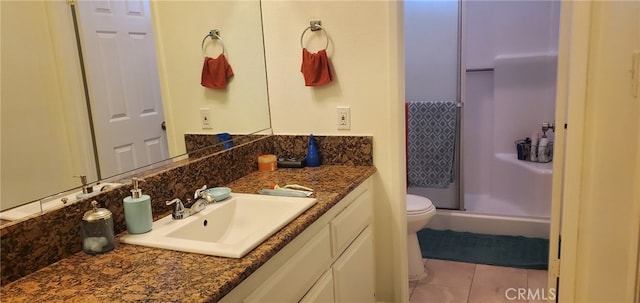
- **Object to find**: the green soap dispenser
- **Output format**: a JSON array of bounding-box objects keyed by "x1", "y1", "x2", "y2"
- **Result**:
[{"x1": 123, "y1": 178, "x2": 152, "y2": 234}]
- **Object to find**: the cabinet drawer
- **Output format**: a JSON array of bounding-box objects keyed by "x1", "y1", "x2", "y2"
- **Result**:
[
  {"x1": 245, "y1": 225, "x2": 332, "y2": 303},
  {"x1": 330, "y1": 189, "x2": 372, "y2": 257}
]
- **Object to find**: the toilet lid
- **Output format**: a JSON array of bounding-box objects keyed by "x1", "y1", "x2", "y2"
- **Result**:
[{"x1": 406, "y1": 194, "x2": 435, "y2": 214}]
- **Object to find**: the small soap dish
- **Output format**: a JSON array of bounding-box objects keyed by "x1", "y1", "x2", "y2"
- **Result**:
[{"x1": 203, "y1": 187, "x2": 231, "y2": 201}]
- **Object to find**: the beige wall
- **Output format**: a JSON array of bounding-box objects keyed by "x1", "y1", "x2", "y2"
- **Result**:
[
  {"x1": 0, "y1": 1, "x2": 93, "y2": 209},
  {"x1": 573, "y1": 1, "x2": 640, "y2": 301},
  {"x1": 151, "y1": 1, "x2": 271, "y2": 156},
  {"x1": 558, "y1": 1, "x2": 640, "y2": 302},
  {"x1": 261, "y1": 1, "x2": 407, "y2": 301}
]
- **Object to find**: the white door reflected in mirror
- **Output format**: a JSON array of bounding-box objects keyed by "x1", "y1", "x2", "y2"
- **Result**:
[{"x1": 76, "y1": 0, "x2": 169, "y2": 177}]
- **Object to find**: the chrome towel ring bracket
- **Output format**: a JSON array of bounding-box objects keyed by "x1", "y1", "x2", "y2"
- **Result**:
[
  {"x1": 201, "y1": 29, "x2": 226, "y2": 57},
  {"x1": 300, "y1": 20, "x2": 329, "y2": 50}
]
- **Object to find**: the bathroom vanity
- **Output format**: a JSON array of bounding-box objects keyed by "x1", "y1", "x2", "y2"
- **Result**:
[
  {"x1": 0, "y1": 165, "x2": 376, "y2": 302},
  {"x1": 221, "y1": 176, "x2": 374, "y2": 302}
]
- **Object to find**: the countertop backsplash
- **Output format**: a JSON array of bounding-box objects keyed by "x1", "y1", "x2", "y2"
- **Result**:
[
  {"x1": 271, "y1": 135, "x2": 373, "y2": 166},
  {"x1": 184, "y1": 133, "x2": 268, "y2": 159}
]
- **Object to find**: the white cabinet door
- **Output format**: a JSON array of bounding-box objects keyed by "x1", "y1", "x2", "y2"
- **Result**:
[
  {"x1": 245, "y1": 226, "x2": 332, "y2": 303},
  {"x1": 332, "y1": 226, "x2": 374, "y2": 303},
  {"x1": 300, "y1": 270, "x2": 335, "y2": 303}
]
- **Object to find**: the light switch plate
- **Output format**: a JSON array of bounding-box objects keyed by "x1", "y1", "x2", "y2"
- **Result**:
[{"x1": 200, "y1": 108, "x2": 212, "y2": 129}]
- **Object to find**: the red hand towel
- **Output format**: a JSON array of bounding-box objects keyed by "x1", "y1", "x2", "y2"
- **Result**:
[
  {"x1": 301, "y1": 48, "x2": 332, "y2": 86},
  {"x1": 201, "y1": 54, "x2": 234, "y2": 89}
]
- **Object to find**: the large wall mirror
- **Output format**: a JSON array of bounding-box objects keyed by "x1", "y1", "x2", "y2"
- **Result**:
[{"x1": 0, "y1": 0, "x2": 271, "y2": 222}]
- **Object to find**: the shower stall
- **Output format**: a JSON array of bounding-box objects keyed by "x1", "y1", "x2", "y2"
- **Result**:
[{"x1": 405, "y1": 0, "x2": 561, "y2": 239}]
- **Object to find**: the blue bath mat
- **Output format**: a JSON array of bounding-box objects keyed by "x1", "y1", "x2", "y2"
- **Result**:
[{"x1": 417, "y1": 228, "x2": 549, "y2": 269}]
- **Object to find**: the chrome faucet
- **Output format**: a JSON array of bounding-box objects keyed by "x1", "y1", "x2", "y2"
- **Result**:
[
  {"x1": 165, "y1": 198, "x2": 211, "y2": 220},
  {"x1": 194, "y1": 185, "x2": 217, "y2": 204},
  {"x1": 166, "y1": 198, "x2": 188, "y2": 219},
  {"x1": 74, "y1": 175, "x2": 94, "y2": 195},
  {"x1": 166, "y1": 185, "x2": 216, "y2": 220}
]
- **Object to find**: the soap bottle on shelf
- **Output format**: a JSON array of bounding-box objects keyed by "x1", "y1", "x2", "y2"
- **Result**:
[
  {"x1": 123, "y1": 178, "x2": 153, "y2": 234},
  {"x1": 530, "y1": 132, "x2": 540, "y2": 162},
  {"x1": 306, "y1": 134, "x2": 321, "y2": 167},
  {"x1": 538, "y1": 134, "x2": 549, "y2": 162}
]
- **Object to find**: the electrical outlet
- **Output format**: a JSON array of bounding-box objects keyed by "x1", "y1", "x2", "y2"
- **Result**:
[
  {"x1": 200, "y1": 108, "x2": 212, "y2": 129},
  {"x1": 337, "y1": 106, "x2": 350, "y2": 130}
]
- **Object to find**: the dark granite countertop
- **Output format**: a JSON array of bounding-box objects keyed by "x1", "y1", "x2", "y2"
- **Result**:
[{"x1": 0, "y1": 165, "x2": 376, "y2": 302}]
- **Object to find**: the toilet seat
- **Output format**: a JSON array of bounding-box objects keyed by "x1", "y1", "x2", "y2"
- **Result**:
[{"x1": 406, "y1": 194, "x2": 435, "y2": 215}]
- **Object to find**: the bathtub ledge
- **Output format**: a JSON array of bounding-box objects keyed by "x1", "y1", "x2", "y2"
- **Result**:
[{"x1": 495, "y1": 153, "x2": 553, "y2": 175}]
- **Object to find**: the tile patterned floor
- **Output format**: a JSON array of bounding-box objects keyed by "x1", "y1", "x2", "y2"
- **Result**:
[{"x1": 409, "y1": 259, "x2": 551, "y2": 303}]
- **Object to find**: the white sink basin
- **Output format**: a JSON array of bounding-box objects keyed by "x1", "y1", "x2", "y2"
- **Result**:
[{"x1": 120, "y1": 193, "x2": 317, "y2": 258}]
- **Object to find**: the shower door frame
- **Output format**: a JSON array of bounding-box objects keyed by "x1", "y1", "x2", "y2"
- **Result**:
[{"x1": 456, "y1": 0, "x2": 465, "y2": 211}]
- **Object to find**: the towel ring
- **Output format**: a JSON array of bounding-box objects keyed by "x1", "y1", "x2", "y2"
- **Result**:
[
  {"x1": 300, "y1": 25, "x2": 329, "y2": 50},
  {"x1": 201, "y1": 30, "x2": 225, "y2": 57}
]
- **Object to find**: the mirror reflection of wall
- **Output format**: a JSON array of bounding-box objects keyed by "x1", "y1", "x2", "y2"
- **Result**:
[
  {"x1": 1, "y1": 1, "x2": 96, "y2": 210},
  {"x1": 0, "y1": 0, "x2": 271, "y2": 215},
  {"x1": 152, "y1": 0, "x2": 271, "y2": 157}
]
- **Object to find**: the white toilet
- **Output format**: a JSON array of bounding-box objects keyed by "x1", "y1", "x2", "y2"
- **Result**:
[{"x1": 406, "y1": 194, "x2": 437, "y2": 281}]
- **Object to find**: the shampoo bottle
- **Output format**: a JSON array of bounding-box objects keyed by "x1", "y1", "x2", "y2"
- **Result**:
[
  {"x1": 538, "y1": 135, "x2": 549, "y2": 162},
  {"x1": 306, "y1": 134, "x2": 321, "y2": 167},
  {"x1": 530, "y1": 132, "x2": 539, "y2": 162},
  {"x1": 123, "y1": 178, "x2": 152, "y2": 234}
]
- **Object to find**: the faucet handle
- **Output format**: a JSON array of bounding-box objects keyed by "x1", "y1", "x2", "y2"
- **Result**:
[
  {"x1": 166, "y1": 198, "x2": 186, "y2": 220},
  {"x1": 194, "y1": 185, "x2": 208, "y2": 200}
]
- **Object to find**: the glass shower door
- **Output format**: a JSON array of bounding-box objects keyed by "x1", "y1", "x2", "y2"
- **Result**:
[{"x1": 404, "y1": 0, "x2": 462, "y2": 210}]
